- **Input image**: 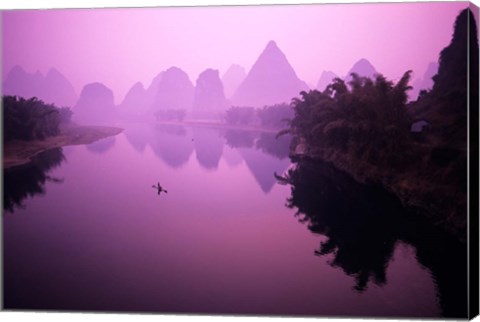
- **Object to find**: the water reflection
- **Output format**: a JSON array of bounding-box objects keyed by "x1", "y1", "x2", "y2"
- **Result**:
[
  {"x1": 123, "y1": 122, "x2": 152, "y2": 153},
  {"x1": 239, "y1": 148, "x2": 290, "y2": 193},
  {"x1": 256, "y1": 133, "x2": 290, "y2": 159},
  {"x1": 3, "y1": 148, "x2": 65, "y2": 213},
  {"x1": 224, "y1": 130, "x2": 256, "y2": 148},
  {"x1": 121, "y1": 124, "x2": 292, "y2": 193},
  {"x1": 280, "y1": 158, "x2": 467, "y2": 318},
  {"x1": 86, "y1": 136, "x2": 116, "y2": 154},
  {"x1": 149, "y1": 124, "x2": 194, "y2": 168},
  {"x1": 193, "y1": 127, "x2": 224, "y2": 170}
]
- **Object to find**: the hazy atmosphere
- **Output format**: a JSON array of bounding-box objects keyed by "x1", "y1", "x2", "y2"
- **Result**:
[
  {"x1": 2, "y1": 1, "x2": 478, "y2": 319},
  {"x1": 2, "y1": 2, "x2": 468, "y2": 102}
]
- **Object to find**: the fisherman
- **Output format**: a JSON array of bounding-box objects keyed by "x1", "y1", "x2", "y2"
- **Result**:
[{"x1": 152, "y1": 182, "x2": 168, "y2": 195}]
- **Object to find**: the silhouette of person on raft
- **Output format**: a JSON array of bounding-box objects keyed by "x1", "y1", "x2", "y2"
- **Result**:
[{"x1": 152, "y1": 182, "x2": 168, "y2": 195}]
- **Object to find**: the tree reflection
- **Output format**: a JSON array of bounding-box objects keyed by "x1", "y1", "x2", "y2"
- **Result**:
[
  {"x1": 4, "y1": 148, "x2": 65, "y2": 213},
  {"x1": 256, "y1": 133, "x2": 290, "y2": 160},
  {"x1": 280, "y1": 158, "x2": 467, "y2": 317},
  {"x1": 224, "y1": 130, "x2": 255, "y2": 149}
]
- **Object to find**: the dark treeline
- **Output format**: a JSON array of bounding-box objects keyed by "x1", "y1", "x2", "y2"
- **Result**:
[
  {"x1": 282, "y1": 8, "x2": 478, "y2": 239},
  {"x1": 3, "y1": 95, "x2": 73, "y2": 142},
  {"x1": 4, "y1": 148, "x2": 66, "y2": 213},
  {"x1": 225, "y1": 103, "x2": 293, "y2": 128}
]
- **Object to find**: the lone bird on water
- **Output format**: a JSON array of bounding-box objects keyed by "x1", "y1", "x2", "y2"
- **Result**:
[{"x1": 152, "y1": 182, "x2": 168, "y2": 195}]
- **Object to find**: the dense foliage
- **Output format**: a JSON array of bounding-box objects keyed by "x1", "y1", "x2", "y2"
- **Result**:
[
  {"x1": 225, "y1": 106, "x2": 256, "y2": 125},
  {"x1": 3, "y1": 95, "x2": 72, "y2": 142},
  {"x1": 282, "y1": 8, "x2": 479, "y2": 239},
  {"x1": 225, "y1": 103, "x2": 293, "y2": 128},
  {"x1": 257, "y1": 103, "x2": 293, "y2": 128},
  {"x1": 286, "y1": 72, "x2": 413, "y2": 167}
]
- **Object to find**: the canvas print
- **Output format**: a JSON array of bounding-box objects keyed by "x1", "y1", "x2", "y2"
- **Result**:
[{"x1": 1, "y1": 1, "x2": 479, "y2": 319}]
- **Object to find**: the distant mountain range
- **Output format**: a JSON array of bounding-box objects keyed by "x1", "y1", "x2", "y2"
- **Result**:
[
  {"x1": 3, "y1": 66, "x2": 77, "y2": 107},
  {"x1": 5, "y1": 41, "x2": 439, "y2": 123},
  {"x1": 316, "y1": 58, "x2": 377, "y2": 91},
  {"x1": 315, "y1": 58, "x2": 439, "y2": 104}
]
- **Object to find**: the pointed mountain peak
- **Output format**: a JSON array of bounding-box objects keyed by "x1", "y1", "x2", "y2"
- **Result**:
[
  {"x1": 261, "y1": 40, "x2": 285, "y2": 58},
  {"x1": 351, "y1": 58, "x2": 375, "y2": 71},
  {"x1": 131, "y1": 81, "x2": 145, "y2": 91},
  {"x1": 5, "y1": 65, "x2": 27, "y2": 82},
  {"x1": 46, "y1": 67, "x2": 69, "y2": 81},
  {"x1": 9, "y1": 65, "x2": 26, "y2": 75},
  {"x1": 317, "y1": 70, "x2": 338, "y2": 90},
  {"x1": 47, "y1": 67, "x2": 60, "y2": 75},
  {"x1": 266, "y1": 40, "x2": 279, "y2": 50},
  {"x1": 225, "y1": 64, "x2": 245, "y2": 73},
  {"x1": 347, "y1": 58, "x2": 377, "y2": 79},
  {"x1": 231, "y1": 40, "x2": 307, "y2": 107}
]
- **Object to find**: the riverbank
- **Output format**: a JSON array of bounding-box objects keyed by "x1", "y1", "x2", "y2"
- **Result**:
[
  {"x1": 292, "y1": 143, "x2": 467, "y2": 242},
  {"x1": 4, "y1": 125, "x2": 124, "y2": 169}
]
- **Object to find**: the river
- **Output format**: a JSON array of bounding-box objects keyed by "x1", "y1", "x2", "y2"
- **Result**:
[{"x1": 3, "y1": 122, "x2": 466, "y2": 317}]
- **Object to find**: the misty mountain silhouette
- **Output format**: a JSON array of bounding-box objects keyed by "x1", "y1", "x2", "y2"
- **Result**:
[
  {"x1": 316, "y1": 71, "x2": 338, "y2": 91},
  {"x1": 151, "y1": 67, "x2": 194, "y2": 113},
  {"x1": 221, "y1": 64, "x2": 246, "y2": 99},
  {"x1": 410, "y1": 62, "x2": 439, "y2": 100},
  {"x1": 3, "y1": 66, "x2": 77, "y2": 107},
  {"x1": 345, "y1": 58, "x2": 377, "y2": 82},
  {"x1": 119, "y1": 81, "x2": 149, "y2": 115},
  {"x1": 231, "y1": 40, "x2": 308, "y2": 107},
  {"x1": 193, "y1": 69, "x2": 228, "y2": 111},
  {"x1": 73, "y1": 82, "x2": 116, "y2": 125}
]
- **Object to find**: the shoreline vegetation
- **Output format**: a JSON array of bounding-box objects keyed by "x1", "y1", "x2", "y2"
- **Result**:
[
  {"x1": 4, "y1": 125, "x2": 123, "y2": 169},
  {"x1": 282, "y1": 8, "x2": 478, "y2": 241}
]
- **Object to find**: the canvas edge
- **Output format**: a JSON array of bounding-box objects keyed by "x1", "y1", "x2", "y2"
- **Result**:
[{"x1": 468, "y1": 1, "x2": 480, "y2": 320}]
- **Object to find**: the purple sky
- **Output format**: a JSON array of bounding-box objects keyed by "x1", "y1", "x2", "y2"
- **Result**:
[{"x1": 1, "y1": 2, "x2": 470, "y2": 103}]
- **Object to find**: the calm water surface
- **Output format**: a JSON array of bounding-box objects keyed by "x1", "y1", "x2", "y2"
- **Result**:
[{"x1": 3, "y1": 122, "x2": 466, "y2": 317}]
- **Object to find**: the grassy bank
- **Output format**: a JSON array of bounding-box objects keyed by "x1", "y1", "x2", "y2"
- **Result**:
[{"x1": 4, "y1": 125, "x2": 123, "y2": 169}]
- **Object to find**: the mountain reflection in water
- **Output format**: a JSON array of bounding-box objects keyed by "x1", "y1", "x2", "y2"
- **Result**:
[{"x1": 2, "y1": 124, "x2": 465, "y2": 318}]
